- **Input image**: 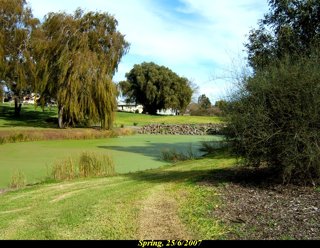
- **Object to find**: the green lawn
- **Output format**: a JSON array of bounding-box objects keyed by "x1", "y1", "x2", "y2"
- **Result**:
[
  {"x1": 0, "y1": 154, "x2": 235, "y2": 240},
  {"x1": 0, "y1": 103, "x2": 222, "y2": 129},
  {"x1": 0, "y1": 103, "x2": 57, "y2": 129},
  {"x1": 0, "y1": 135, "x2": 220, "y2": 188},
  {"x1": 114, "y1": 112, "x2": 222, "y2": 127}
]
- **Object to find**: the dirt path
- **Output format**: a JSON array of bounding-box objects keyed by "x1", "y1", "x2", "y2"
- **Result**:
[{"x1": 138, "y1": 184, "x2": 192, "y2": 240}]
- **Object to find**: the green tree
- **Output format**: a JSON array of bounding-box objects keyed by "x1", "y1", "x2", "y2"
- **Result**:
[
  {"x1": 226, "y1": 52, "x2": 320, "y2": 185},
  {"x1": 215, "y1": 100, "x2": 227, "y2": 110},
  {"x1": 33, "y1": 9, "x2": 129, "y2": 129},
  {"x1": 246, "y1": 0, "x2": 320, "y2": 71},
  {"x1": 120, "y1": 62, "x2": 193, "y2": 115},
  {"x1": 198, "y1": 94, "x2": 211, "y2": 110},
  {"x1": 225, "y1": 0, "x2": 320, "y2": 184},
  {"x1": 0, "y1": 0, "x2": 39, "y2": 116}
]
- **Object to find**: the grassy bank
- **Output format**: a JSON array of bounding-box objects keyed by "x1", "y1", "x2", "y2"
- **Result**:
[
  {"x1": 114, "y1": 112, "x2": 222, "y2": 127},
  {"x1": 0, "y1": 155, "x2": 235, "y2": 240}
]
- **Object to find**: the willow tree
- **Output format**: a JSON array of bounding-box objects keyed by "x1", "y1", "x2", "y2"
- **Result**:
[
  {"x1": 0, "y1": 0, "x2": 38, "y2": 116},
  {"x1": 120, "y1": 62, "x2": 193, "y2": 115},
  {"x1": 33, "y1": 9, "x2": 129, "y2": 129}
]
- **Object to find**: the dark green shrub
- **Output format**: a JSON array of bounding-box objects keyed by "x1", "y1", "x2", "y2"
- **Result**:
[{"x1": 226, "y1": 51, "x2": 320, "y2": 185}]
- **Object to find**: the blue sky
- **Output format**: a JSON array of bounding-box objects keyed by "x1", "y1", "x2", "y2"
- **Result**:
[{"x1": 27, "y1": 0, "x2": 269, "y2": 103}]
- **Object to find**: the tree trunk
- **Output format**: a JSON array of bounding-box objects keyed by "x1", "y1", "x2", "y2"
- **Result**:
[
  {"x1": 14, "y1": 96, "x2": 22, "y2": 117},
  {"x1": 143, "y1": 105, "x2": 158, "y2": 115},
  {"x1": 58, "y1": 105, "x2": 64, "y2": 129}
]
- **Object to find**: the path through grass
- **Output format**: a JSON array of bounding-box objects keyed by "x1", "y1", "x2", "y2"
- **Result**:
[{"x1": 0, "y1": 155, "x2": 235, "y2": 240}]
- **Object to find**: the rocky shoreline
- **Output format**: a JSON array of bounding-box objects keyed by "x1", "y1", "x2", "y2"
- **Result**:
[{"x1": 138, "y1": 123, "x2": 226, "y2": 135}]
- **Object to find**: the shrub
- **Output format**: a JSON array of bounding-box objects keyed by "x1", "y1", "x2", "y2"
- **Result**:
[
  {"x1": 225, "y1": 51, "x2": 320, "y2": 185},
  {"x1": 51, "y1": 152, "x2": 115, "y2": 181},
  {"x1": 78, "y1": 152, "x2": 115, "y2": 178},
  {"x1": 51, "y1": 158, "x2": 76, "y2": 181},
  {"x1": 161, "y1": 145, "x2": 196, "y2": 163}
]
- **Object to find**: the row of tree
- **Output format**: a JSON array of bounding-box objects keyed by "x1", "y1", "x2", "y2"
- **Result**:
[
  {"x1": 186, "y1": 95, "x2": 226, "y2": 117},
  {"x1": 0, "y1": 0, "x2": 130, "y2": 129},
  {"x1": 0, "y1": 0, "x2": 196, "y2": 128},
  {"x1": 226, "y1": 0, "x2": 320, "y2": 184}
]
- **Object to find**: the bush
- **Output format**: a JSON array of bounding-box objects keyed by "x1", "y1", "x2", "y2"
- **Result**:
[
  {"x1": 9, "y1": 170, "x2": 27, "y2": 189},
  {"x1": 51, "y1": 158, "x2": 77, "y2": 181},
  {"x1": 51, "y1": 152, "x2": 115, "y2": 181},
  {"x1": 161, "y1": 145, "x2": 196, "y2": 163},
  {"x1": 78, "y1": 152, "x2": 115, "y2": 178},
  {"x1": 226, "y1": 51, "x2": 320, "y2": 185}
]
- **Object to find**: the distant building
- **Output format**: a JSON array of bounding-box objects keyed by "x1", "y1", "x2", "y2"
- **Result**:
[
  {"x1": 117, "y1": 101, "x2": 143, "y2": 114},
  {"x1": 117, "y1": 101, "x2": 178, "y2": 116},
  {"x1": 157, "y1": 109, "x2": 177, "y2": 116}
]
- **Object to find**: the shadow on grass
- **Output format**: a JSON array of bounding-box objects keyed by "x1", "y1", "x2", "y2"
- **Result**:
[
  {"x1": 0, "y1": 104, "x2": 58, "y2": 128},
  {"x1": 123, "y1": 152, "x2": 283, "y2": 188}
]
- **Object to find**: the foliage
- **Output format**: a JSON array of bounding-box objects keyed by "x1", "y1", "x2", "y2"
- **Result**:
[
  {"x1": 51, "y1": 152, "x2": 115, "y2": 181},
  {"x1": 215, "y1": 100, "x2": 228, "y2": 115},
  {"x1": 187, "y1": 102, "x2": 223, "y2": 117},
  {"x1": 9, "y1": 169, "x2": 26, "y2": 189},
  {"x1": 225, "y1": 51, "x2": 320, "y2": 185},
  {"x1": 120, "y1": 62, "x2": 193, "y2": 115},
  {"x1": 161, "y1": 145, "x2": 196, "y2": 163},
  {"x1": 246, "y1": 0, "x2": 320, "y2": 71},
  {"x1": 32, "y1": 9, "x2": 129, "y2": 129},
  {"x1": 227, "y1": 0, "x2": 320, "y2": 185},
  {"x1": 198, "y1": 94, "x2": 211, "y2": 110},
  {"x1": 78, "y1": 152, "x2": 115, "y2": 178},
  {"x1": 0, "y1": 0, "x2": 39, "y2": 116}
]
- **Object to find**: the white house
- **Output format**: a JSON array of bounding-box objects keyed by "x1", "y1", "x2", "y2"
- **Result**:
[{"x1": 117, "y1": 101, "x2": 143, "y2": 114}]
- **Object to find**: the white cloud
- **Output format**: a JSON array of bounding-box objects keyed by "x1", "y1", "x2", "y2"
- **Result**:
[{"x1": 27, "y1": 0, "x2": 268, "y2": 102}]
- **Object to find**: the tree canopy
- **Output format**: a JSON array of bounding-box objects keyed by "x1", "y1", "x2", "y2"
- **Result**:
[
  {"x1": 33, "y1": 9, "x2": 129, "y2": 129},
  {"x1": 0, "y1": 0, "x2": 39, "y2": 116},
  {"x1": 119, "y1": 62, "x2": 193, "y2": 115},
  {"x1": 198, "y1": 94, "x2": 211, "y2": 110},
  {"x1": 246, "y1": 0, "x2": 320, "y2": 71}
]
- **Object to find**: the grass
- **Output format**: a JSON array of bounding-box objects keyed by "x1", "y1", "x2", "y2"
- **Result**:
[
  {"x1": 0, "y1": 103, "x2": 222, "y2": 130},
  {"x1": 51, "y1": 152, "x2": 115, "y2": 181},
  {"x1": 0, "y1": 153, "x2": 236, "y2": 240},
  {"x1": 0, "y1": 127, "x2": 134, "y2": 145},
  {"x1": 9, "y1": 170, "x2": 27, "y2": 189},
  {"x1": 0, "y1": 135, "x2": 219, "y2": 188},
  {"x1": 0, "y1": 103, "x2": 57, "y2": 129},
  {"x1": 114, "y1": 112, "x2": 222, "y2": 127}
]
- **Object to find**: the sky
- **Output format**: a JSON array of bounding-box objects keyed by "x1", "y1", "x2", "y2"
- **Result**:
[{"x1": 27, "y1": 0, "x2": 269, "y2": 103}]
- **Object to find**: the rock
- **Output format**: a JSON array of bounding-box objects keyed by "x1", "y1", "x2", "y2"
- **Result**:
[{"x1": 138, "y1": 123, "x2": 225, "y2": 135}]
